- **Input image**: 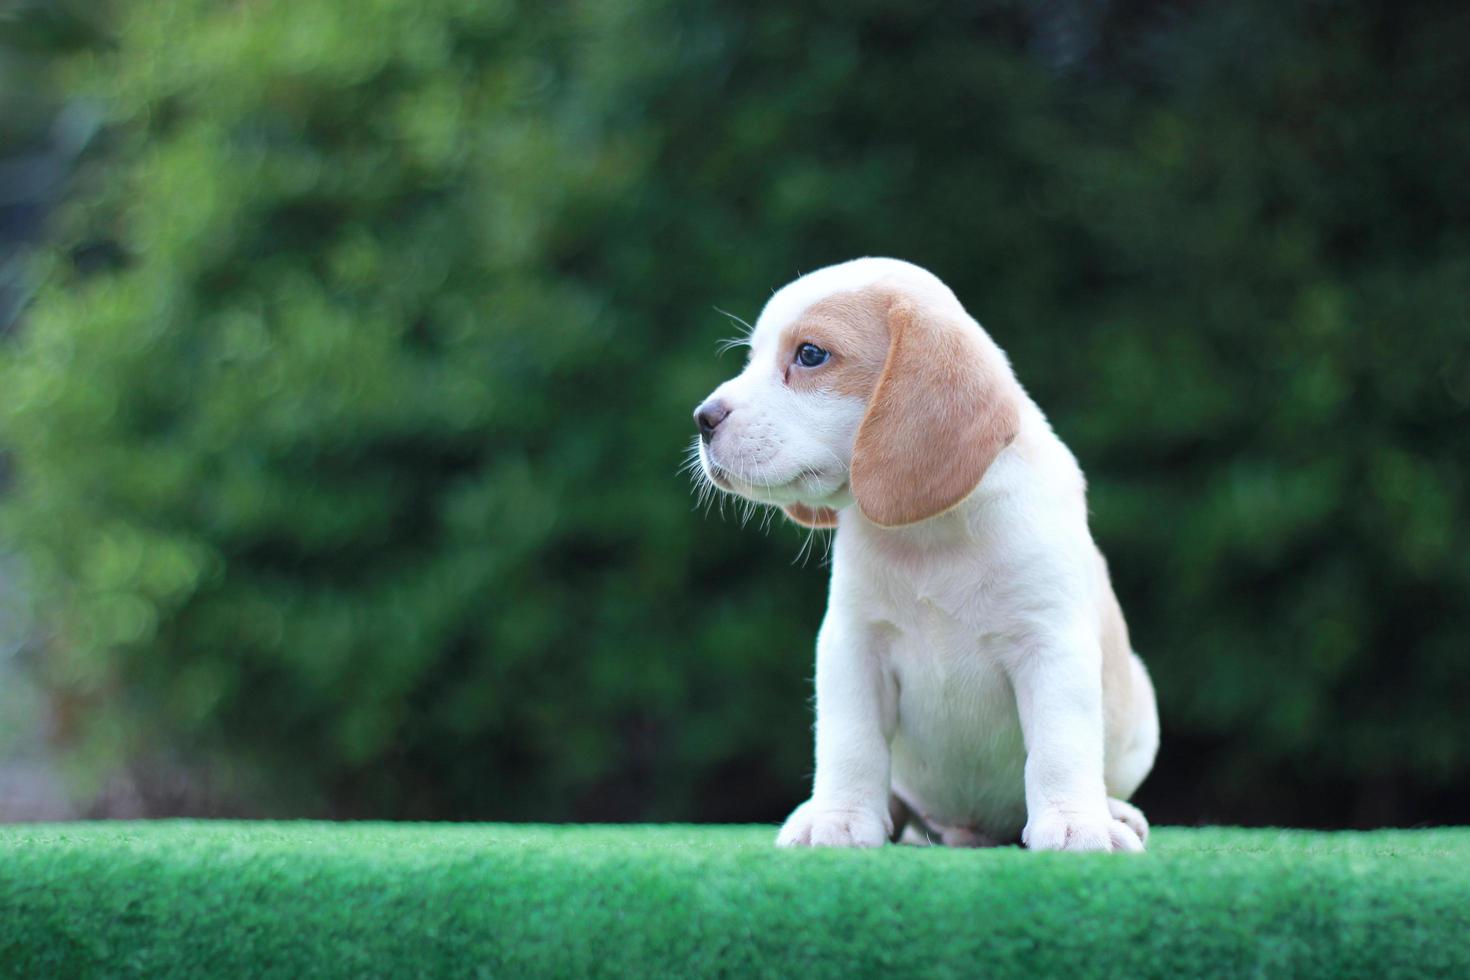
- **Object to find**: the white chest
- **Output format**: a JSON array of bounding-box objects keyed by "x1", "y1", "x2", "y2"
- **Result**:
[{"x1": 839, "y1": 544, "x2": 1031, "y2": 839}]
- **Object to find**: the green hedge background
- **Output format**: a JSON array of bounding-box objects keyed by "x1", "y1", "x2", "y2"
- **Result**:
[{"x1": 1, "y1": 0, "x2": 1467, "y2": 826}]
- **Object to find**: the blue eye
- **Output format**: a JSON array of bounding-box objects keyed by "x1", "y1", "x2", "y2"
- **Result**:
[{"x1": 795, "y1": 343, "x2": 829, "y2": 368}]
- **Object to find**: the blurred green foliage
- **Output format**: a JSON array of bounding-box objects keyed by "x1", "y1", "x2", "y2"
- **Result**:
[
  {"x1": 0, "y1": 1, "x2": 106, "y2": 331},
  {"x1": 1, "y1": 0, "x2": 1467, "y2": 825}
]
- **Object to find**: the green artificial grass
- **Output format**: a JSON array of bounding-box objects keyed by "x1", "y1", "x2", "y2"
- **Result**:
[{"x1": 1, "y1": 824, "x2": 1467, "y2": 978}]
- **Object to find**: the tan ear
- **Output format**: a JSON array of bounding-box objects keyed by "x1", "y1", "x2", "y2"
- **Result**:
[
  {"x1": 849, "y1": 298, "x2": 1021, "y2": 527},
  {"x1": 783, "y1": 503, "x2": 839, "y2": 528}
]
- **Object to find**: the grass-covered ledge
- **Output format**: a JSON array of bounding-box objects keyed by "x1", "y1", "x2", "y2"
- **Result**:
[{"x1": 2, "y1": 824, "x2": 1467, "y2": 978}]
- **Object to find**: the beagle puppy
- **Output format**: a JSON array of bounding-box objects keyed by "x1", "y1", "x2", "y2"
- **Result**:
[{"x1": 692, "y1": 258, "x2": 1158, "y2": 851}]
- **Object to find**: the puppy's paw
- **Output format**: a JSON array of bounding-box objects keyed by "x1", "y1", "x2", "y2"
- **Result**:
[
  {"x1": 1107, "y1": 797, "x2": 1150, "y2": 846},
  {"x1": 776, "y1": 800, "x2": 890, "y2": 848},
  {"x1": 1023, "y1": 807, "x2": 1144, "y2": 853}
]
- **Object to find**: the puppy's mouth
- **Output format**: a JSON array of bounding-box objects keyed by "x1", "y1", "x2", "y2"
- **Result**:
[{"x1": 705, "y1": 456, "x2": 836, "y2": 500}]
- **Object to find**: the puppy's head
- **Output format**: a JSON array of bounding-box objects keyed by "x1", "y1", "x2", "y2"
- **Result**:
[{"x1": 692, "y1": 258, "x2": 1022, "y2": 529}]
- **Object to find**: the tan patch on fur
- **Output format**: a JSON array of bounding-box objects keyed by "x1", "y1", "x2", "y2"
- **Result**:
[
  {"x1": 776, "y1": 289, "x2": 891, "y2": 399},
  {"x1": 848, "y1": 293, "x2": 1023, "y2": 527},
  {"x1": 783, "y1": 503, "x2": 839, "y2": 528},
  {"x1": 1098, "y1": 552, "x2": 1136, "y2": 743}
]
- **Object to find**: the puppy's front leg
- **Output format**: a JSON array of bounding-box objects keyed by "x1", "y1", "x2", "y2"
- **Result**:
[
  {"x1": 777, "y1": 614, "x2": 895, "y2": 848},
  {"x1": 1010, "y1": 632, "x2": 1144, "y2": 853}
]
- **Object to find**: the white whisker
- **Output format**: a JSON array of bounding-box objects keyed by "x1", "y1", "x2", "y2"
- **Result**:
[{"x1": 713, "y1": 307, "x2": 754, "y2": 356}]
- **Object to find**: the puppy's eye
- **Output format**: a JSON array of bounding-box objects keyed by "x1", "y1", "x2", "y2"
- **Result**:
[{"x1": 795, "y1": 343, "x2": 830, "y2": 368}]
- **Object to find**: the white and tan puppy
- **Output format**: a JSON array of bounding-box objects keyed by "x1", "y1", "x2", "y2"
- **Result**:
[{"x1": 692, "y1": 257, "x2": 1158, "y2": 851}]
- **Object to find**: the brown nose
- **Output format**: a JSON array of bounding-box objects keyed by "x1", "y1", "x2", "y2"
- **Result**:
[{"x1": 695, "y1": 400, "x2": 730, "y2": 443}]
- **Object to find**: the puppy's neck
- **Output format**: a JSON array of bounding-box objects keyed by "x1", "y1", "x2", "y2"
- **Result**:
[
  {"x1": 841, "y1": 497, "x2": 984, "y2": 566},
  {"x1": 838, "y1": 433, "x2": 1035, "y2": 564}
]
